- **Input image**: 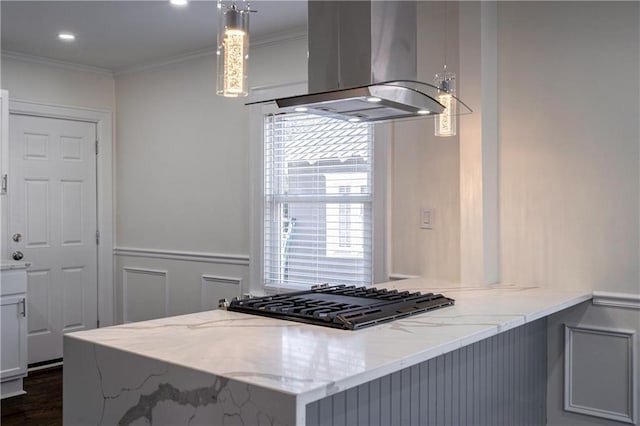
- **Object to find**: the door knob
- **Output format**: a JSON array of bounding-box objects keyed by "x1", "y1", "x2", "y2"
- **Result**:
[{"x1": 12, "y1": 251, "x2": 24, "y2": 261}]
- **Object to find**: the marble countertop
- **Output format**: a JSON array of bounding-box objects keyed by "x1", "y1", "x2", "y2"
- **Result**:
[{"x1": 67, "y1": 279, "x2": 591, "y2": 405}]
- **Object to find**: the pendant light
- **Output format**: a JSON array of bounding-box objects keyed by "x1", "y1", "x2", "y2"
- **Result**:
[
  {"x1": 217, "y1": 0, "x2": 253, "y2": 97},
  {"x1": 434, "y1": 2, "x2": 457, "y2": 137},
  {"x1": 434, "y1": 68, "x2": 457, "y2": 137}
]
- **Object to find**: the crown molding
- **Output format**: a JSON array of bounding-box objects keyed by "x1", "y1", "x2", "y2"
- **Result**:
[
  {"x1": 2, "y1": 26, "x2": 307, "y2": 79},
  {"x1": 113, "y1": 46, "x2": 216, "y2": 77},
  {"x1": 115, "y1": 27, "x2": 307, "y2": 77},
  {"x1": 1, "y1": 50, "x2": 114, "y2": 77},
  {"x1": 251, "y1": 26, "x2": 307, "y2": 48}
]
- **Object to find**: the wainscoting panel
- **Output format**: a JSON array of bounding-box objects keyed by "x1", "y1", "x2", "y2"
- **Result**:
[
  {"x1": 306, "y1": 318, "x2": 548, "y2": 426},
  {"x1": 114, "y1": 249, "x2": 249, "y2": 324},
  {"x1": 564, "y1": 325, "x2": 637, "y2": 424},
  {"x1": 201, "y1": 275, "x2": 242, "y2": 311},
  {"x1": 122, "y1": 267, "x2": 168, "y2": 323}
]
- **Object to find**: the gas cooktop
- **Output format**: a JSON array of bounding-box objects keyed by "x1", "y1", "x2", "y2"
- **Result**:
[{"x1": 224, "y1": 285, "x2": 455, "y2": 330}]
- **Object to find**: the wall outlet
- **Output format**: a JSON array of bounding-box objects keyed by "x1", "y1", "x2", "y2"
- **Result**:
[{"x1": 420, "y1": 208, "x2": 434, "y2": 230}]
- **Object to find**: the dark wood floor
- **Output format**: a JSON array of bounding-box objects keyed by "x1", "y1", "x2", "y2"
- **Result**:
[{"x1": 1, "y1": 366, "x2": 62, "y2": 426}]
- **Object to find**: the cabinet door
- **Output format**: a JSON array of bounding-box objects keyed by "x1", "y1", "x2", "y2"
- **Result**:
[
  {"x1": 0, "y1": 90, "x2": 8, "y2": 261},
  {"x1": 0, "y1": 295, "x2": 27, "y2": 380}
]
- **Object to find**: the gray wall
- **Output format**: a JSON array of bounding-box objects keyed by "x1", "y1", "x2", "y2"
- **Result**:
[
  {"x1": 307, "y1": 319, "x2": 547, "y2": 426},
  {"x1": 113, "y1": 37, "x2": 309, "y2": 322},
  {"x1": 498, "y1": 1, "x2": 639, "y2": 292},
  {"x1": 496, "y1": 2, "x2": 640, "y2": 425},
  {"x1": 390, "y1": 1, "x2": 461, "y2": 282}
]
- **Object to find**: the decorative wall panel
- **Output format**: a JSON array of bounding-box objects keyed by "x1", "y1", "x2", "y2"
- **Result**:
[
  {"x1": 123, "y1": 267, "x2": 168, "y2": 323},
  {"x1": 564, "y1": 325, "x2": 637, "y2": 424},
  {"x1": 201, "y1": 275, "x2": 242, "y2": 311}
]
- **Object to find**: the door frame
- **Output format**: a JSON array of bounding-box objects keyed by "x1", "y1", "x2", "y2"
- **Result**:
[{"x1": 8, "y1": 98, "x2": 114, "y2": 327}]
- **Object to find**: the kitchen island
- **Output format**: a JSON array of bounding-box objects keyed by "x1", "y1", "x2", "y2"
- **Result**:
[{"x1": 64, "y1": 279, "x2": 591, "y2": 425}]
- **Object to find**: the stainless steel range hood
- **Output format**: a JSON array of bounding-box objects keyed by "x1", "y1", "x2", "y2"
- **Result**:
[{"x1": 248, "y1": 1, "x2": 471, "y2": 123}]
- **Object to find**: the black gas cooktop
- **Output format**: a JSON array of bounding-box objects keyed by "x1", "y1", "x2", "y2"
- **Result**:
[{"x1": 225, "y1": 285, "x2": 455, "y2": 330}]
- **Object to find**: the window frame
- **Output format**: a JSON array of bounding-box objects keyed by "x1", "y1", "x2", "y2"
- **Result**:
[{"x1": 249, "y1": 82, "x2": 389, "y2": 295}]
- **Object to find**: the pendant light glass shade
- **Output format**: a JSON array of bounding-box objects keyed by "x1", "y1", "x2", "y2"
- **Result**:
[
  {"x1": 434, "y1": 72, "x2": 457, "y2": 137},
  {"x1": 217, "y1": 1, "x2": 251, "y2": 97}
]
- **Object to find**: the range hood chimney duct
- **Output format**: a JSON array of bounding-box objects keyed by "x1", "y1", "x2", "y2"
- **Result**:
[{"x1": 308, "y1": 1, "x2": 417, "y2": 92}]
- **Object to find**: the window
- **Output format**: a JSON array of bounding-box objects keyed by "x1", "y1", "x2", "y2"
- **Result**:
[{"x1": 263, "y1": 113, "x2": 374, "y2": 289}]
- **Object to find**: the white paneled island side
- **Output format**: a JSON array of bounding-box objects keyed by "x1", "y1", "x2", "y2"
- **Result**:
[{"x1": 63, "y1": 279, "x2": 591, "y2": 425}]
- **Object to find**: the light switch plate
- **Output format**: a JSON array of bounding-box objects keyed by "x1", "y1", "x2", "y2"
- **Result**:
[{"x1": 420, "y1": 208, "x2": 434, "y2": 230}]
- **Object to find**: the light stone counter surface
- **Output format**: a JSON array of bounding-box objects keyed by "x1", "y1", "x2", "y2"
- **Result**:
[
  {"x1": 65, "y1": 279, "x2": 592, "y2": 425},
  {"x1": 0, "y1": 261, "x2": 31, "y2": 270}
]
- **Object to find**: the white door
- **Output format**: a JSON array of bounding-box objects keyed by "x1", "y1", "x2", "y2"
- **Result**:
[{"x1": 8, "y1": 114, "x2": 98, "y2": 365}]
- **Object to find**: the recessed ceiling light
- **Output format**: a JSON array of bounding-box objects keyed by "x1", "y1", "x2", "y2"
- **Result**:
[
  {"x1": 348, "y1": 117, "x2": 361, "y2": 122},
  {"x1": 170, "y1": 0, "x2": 189, "y2": 7},
  {"x1": 366, "y1": 97, "x2": 382, "y2": 103},
  {"x1": 417, "y1": 110, "x2": 431, "y2": 115},
  {"x1": 58, "y1": 32, "x2": 75, "y2": 41},
  {"x1": 294, "y1": 107, "x2": 308, "y2": 112}
]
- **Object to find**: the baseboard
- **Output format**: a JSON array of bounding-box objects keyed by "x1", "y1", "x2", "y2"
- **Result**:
[{"x1": 28, "y1": 358, "x2": 63, "y2": 372}]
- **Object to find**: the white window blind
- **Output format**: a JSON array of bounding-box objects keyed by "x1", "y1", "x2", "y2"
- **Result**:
[{"x1": 264, "y1": 113, "x2": 374, "y2": 289}]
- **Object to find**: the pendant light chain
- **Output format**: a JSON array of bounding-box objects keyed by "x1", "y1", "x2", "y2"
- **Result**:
[
  {"x1": 434, "y1": 0, "x2": 457, "y2": 137},
  {"x1": 443, "y1": 0, "x2": 448, "y2": 73}
]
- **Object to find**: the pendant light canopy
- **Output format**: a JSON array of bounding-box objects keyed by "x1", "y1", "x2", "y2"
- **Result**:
[{"x1": 217, "y1": 0, "x2": 252, "y2": 97}]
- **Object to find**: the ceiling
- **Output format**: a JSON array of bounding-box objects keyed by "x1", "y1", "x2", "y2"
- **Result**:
[{"x1": 1, "y1": 1, "x2": 308, "y2": 73}]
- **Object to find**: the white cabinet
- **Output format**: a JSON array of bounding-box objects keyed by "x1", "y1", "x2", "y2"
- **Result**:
[{"x1": 1, "y1": 264, "x2": 28, "y2": 399}]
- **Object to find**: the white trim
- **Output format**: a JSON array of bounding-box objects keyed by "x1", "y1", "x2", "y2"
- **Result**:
[
  {"x1": 249, "y1": 82, "x2": 388, "y2": 293},
  {"x1": 114, "y1": 247, "x2": 249, "y2": 266},
  {"x1": 249, "y1": 84, "x2": 307, "y2": 295},
  {"x1": 122, "y1": 267, "x2": 168, "y2": 324},
  {"x1": 372, "y1": 123, "x2": 389, "y2": 284},
  {"x1": 384, "y1": 123, "x2": 394, "y2": 283},
  {"x1": 201, "y1": 275, "x2": 242, "y2": 286},
  {"x1": 1, "y1": 91, "x2": 9, "y2": 260},
  {"x1": 3, "y1": 29, "x2": 306, "y2": 79},
  {"x1": 115, "y1": 28, "x2": 307, "y2": 77},
  {"x1": 592, "y1": 291, "x2": 640, "y2": 310},
  {"x1": 8, "y1": 99, "x2": 111, "y2": 120},
  {"x1": 459, "y1": 2, "x2": 500, "y2": 286},
  {"x1": 8, "y1": 99, "x2": 115, "y2": 328},
  {"x1": 201, "y1": 275, "x2": 243, "y2": 310},
  {"x1": 114, "y1": 47, "x2": 215, "y2": 77},
  {"x1": 1, "y1": 50, "x2": 114, "y2": 77},
  {"x1": 28, "y1": 361, "x2": 63, "y2": 372},
  {"x1": 564, "y1": 324, "x2": 637, "y2": 424},
  {"x1": 480, "y1": 0, "x2": 499, "y2": 286}
]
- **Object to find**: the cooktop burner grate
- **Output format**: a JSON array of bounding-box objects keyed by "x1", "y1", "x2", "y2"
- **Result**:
[{"x1": 226, "y1": 285, "x2": 455, "y2": 330}]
